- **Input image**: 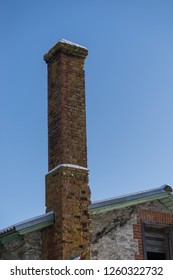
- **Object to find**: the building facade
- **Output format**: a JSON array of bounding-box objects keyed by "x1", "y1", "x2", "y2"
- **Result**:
[
  {"x1": 0, "y1": 40, "x2": 173, "y2": 260},
  {"x1": 91, "y1": 185, "x2": 173, "y2": 259}
]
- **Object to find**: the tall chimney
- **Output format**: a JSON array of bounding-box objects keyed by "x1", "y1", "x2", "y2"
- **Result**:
[{"x1": 42, "y1": 39, "x2": 91, "y2": 259}]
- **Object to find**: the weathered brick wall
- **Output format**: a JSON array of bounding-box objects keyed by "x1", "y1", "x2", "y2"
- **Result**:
[
  {"x1": 1, "y1": 200, "x2": 172, "y2": 259},
  {"x1": 44, "y1": 40, "x2": 88, "y2": 171},
  {"x1": 43, "y1": 166, "x2": 91, "y2": 260},
  {"x1": 42, "y1": 40, "x2": 91, "y2": 260},
  {"x1": 0, "y1": 40, "x2": 91, "y2": 260},
  {"x1": 134, "y1": 206, "x2": 173, "y2": 260},
  {"x1": 0, "y1": 230, "x2": 42, "y2": 260},
  {"x1": 91, "y1": 200, "x2": 173, "y2": 259}
]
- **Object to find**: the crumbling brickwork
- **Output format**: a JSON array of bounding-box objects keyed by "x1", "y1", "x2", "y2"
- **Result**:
[
  {"x1": 43, "y1": 167, "x2": 90, "y2": 259},
  {"x1": 42, "y1": 40, "x2": 91, "y2": 260},
  {"x1": 0, "y1": 200, "x2": 172, "y2": 259},
  {"x1": 44, "y1": 40, "x2": 88, "y2": 171},
  {"x1": 1, "y1": 40, "x2": 173, "y2": 260}
]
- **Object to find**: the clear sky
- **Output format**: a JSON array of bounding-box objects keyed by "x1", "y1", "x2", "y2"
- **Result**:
[{"x1": 1, "y1": 0, "x2": 173, "y2": 229}]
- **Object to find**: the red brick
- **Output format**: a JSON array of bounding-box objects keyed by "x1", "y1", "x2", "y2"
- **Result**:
[{"x1": 42, "y1": 40, "x2": 91, "y2": 260}]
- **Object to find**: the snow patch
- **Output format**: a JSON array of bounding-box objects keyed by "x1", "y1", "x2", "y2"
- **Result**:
[{"x1": 60, "y1": 39, "x2": 88, "y2": 50}]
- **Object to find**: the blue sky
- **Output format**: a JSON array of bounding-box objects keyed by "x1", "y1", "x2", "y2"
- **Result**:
[{"x1": 1, "y1": 0, "x2": 173, "y2": 229}]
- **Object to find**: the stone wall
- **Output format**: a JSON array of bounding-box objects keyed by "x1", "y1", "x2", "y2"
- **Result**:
[
  {"x1": 0, "y1": 230, "x2": 42, "y2": 260},
  {"x1": 91, "y1": 200, "x2": 173, "y2": 260},
  {"x1": 0, "y1": 200, "x2": 173, "y2": 260}
]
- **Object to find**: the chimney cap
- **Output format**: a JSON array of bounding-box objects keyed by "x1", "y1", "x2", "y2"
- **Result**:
[{"x1": 44, "y1": 39, "x2": 88, "y2": 63}]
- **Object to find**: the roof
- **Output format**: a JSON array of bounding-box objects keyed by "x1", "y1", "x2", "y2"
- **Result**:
[
  {"x1": 1, "y1": 184, "x2": 173, "y2": 242},
  {"x1": 0, "y1": 211, "x2": 54, "y2": 244},
  {"x1": 89, "y1": 184, "x2": 173, "y2": 214}
]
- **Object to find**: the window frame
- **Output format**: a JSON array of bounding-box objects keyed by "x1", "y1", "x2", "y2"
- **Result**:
[{"x1": 142, "y1": 221, "x2": 173, "y2": 260}]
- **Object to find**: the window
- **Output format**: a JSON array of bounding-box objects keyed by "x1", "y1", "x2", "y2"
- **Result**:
[{"x1": 142, "y1": 222, "x2": 173, "y2": 260}]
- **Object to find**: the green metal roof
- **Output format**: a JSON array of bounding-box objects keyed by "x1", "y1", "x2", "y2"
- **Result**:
[
  {"x1": 89, "y1": 184, "x2": 173, "y2": 214},
  {"x1": 0, "y1": 211, "x2": 54, "y2": 244},
  {"x1": 1, "y1": 185, "x2": 173, "y2": 243}
]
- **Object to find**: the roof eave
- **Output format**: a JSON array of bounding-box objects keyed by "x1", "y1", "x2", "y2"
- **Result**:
[
  {"x1": 0, "y1": 211, "x2": 54, "y2": 244},
  {"x1": 90, "y1": 184, "x2": 173, "y2": 214}
]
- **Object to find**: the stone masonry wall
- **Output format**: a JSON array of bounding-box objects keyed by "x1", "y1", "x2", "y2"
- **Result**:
[
  {"x1": 0, "y1": 230, "x2": 43, "y2": 260},
  {"x1": 0, "y1": 200, "x2": 172, "y2": 259},
  {"x1": 91, "y1": 200, "x2": 173, "y2": 259}
]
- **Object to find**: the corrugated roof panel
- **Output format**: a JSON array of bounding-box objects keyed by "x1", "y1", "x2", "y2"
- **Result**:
[{"x1": 0, "y1": 211, "x2": 54, "y2": 241}]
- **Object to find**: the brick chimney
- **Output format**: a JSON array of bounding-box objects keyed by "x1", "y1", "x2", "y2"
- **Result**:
[{"x1": 42, "y1": 39, "x2": 91, "y2": 259}]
